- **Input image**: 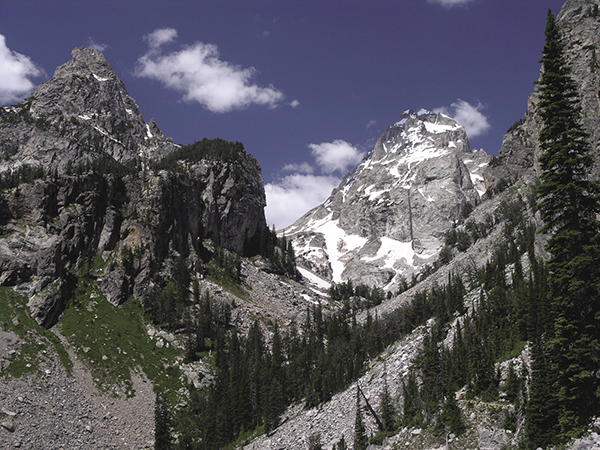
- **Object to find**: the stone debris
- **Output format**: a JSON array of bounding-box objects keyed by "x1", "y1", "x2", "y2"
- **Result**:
[{"x1": 0, "y1": 327, "x2": 155, "y2": 450}]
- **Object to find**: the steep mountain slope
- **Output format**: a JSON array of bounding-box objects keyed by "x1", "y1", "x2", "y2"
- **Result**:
[
  {"x1": 0, "y1": 48, "x2": 315, "y2": 449},
  {"x1": 0, "y1": 48, "x2": 269, "y2": 328},
  {"x1": 484, "y1": 0, "x2": 600, "y2": 190},
  {"x1": 0, "y1": 47, "x2": 176, "y2": 174},
  {"x1": 251, "y1": 1, "x2": 600, "y2": 449},
  {"x1": 285, "y1": 109, "x2": 490, "y2": 290}
]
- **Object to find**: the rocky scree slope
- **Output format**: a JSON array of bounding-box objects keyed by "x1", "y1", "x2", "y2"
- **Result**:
[
  {"x1": 285, "y1": 109, "x2": 490, "y2": 291},
  {"x1": 0, "y1": 48, "x2": 268, "y2": 328}
]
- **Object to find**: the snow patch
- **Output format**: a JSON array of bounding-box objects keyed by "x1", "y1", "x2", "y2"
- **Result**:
[
  {"x1": 93, "y1": 73, "x2": 109, "y2": 82},
  {"x1": 362, "y1": 237, "x2": 416, "y2": 269},
  {"x1": 364, "y1": 185, "x2": 386, "y2": 201},
  {"x1": 418, "y1": 188, "x2": 435, "y2": 202},
  {"x1": 300, "y1": 214, "x2": 367, "y2": 283},
  {"x1": 145, "y1": 124, "x2": 153, "y2": 139},
  {"x1": 298, "y1": 267, "x2": 331, "y2": 290},
  {"x1": 394, "y1": 118, "x2": 408, "y2": 128},
  {"x1": 470, "y1": 173, "x2": 484, "y2": 183},
  {"x1": 424, "y1": 121, "x2": 460, "y2": 134}
]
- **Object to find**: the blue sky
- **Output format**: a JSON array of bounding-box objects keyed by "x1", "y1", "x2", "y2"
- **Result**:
[{"x1": 0, "y1": 0, "x2": 566, "y2": 228}]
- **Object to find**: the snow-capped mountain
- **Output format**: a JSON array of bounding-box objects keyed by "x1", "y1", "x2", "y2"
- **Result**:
[{"x1": 284, "y1": 109, "x2": 490, "y2": 290}]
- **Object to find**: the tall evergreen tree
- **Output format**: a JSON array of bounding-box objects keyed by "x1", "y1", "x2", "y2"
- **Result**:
[
  {"x1": 353, "y1": 386, "x2": 369, "y2": 450},
  {"x1": 154, "y1": 394, "x2": 174, "y2": 450},
  {"x1": 380, "y1": 371, "x2": 396, "y2": 432},
  {"x1": 523, "y1": 337, "x2": 560, "y2": 449},
  {"x1": 535, "y1": 9, "x2": 600, "y2": 441}
]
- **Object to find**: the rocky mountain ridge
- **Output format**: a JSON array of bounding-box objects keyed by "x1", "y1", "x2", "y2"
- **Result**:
[
  {"x1": 484, "y1": 0, "x2": 600, "y2": 190},
  {"x1": 0, "y1": 48, "x2": 269, "y2": 329},
  {"x1": 0, "y1": 47, "x2": 176, "y2": 175},
  {"x1": 285, "y1": 108, "x2": 490, "y2": 291}
]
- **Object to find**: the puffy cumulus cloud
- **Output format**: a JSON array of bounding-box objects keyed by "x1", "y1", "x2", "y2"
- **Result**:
[
  {"x1": 309, "y1": 140, "x2": 365, "y2": 175},
  {"x1": 266, "y1": 139, "x2": 365, "y2": 228},
  {"x1": 135, "y1": 28, "x2": 285, "y2": 113},
  {"x1": 0, "y1": 35, "x2": 44, "y2": 105},
  {"x1": 427, "y1": 0, "x2": 477, "y2": 7},
  {"x1": 435, "y1": 99, "x2": 491, "y2": 138},
  {"x1": 86, "y1": 38, "x2": 109, "y2": 53},
  {"x1": 265, "y1": 174, "x2": 340, "y2": 229},
  {"x1": 144, "y1": 27, "x2": 178, "y2": 49},
  {"x1": 290, "y1": 99, "x2": 300, "y2": 108},
  {"x1": 282, "y1": 162, "x2": 313, "y2": 174}
]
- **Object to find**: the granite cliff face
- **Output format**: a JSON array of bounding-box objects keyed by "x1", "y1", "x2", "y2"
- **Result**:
[
  {"x1": 285, "y1": 109, "x2": 490, "y2": 289},
  {"x1": 484, "y1": 0, "x2": 600, "y2": 190},
  {"x1": 0, "y1": 48, "x2": 268, "y2": 327},
  {"x1": 0, "y1": 48, "x2": 176, "y2": 175}
]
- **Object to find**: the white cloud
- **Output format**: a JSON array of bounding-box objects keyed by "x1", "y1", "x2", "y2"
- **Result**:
[
  {"x1": 366, "y1": 120, "x2": 377, "y2": 129},
  {"x1": 435, "y1": 99, "x2": 491, "y2": 138},
  {"x1": 86, "y1": 38, "x2": 108, "y2": 53},
  {"x1": 135, "y1": 28, "x2": 285, "y2": 113},
  {"x1": 282, "y1": 162, "x2": 313, "y2": 174},
  {"x1": 266, "y1": 139, "x2": 364, "y2": 228},
  {"x1": 0, "y1": 35, "x2": 44, "y2": 105},
  {"x1": 309, "y1": 139, "x2": 365, "y2": 174},
  {"x1": 290, "y1": 99, "x2": 300, "y2": 108},
  {"x1": 144, "y1": 27, "x2": 178, "y2": 49},
  {"x1": 427, "y1": 0, "x2": 476, "y2": 7},
  {"x1": 265, "y1": 174, "x2": 340, "y2": 229}
]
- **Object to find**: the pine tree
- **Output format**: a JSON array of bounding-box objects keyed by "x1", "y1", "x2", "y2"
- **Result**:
[
  {"x1": 353, "y1": 386, "x2": 369, "y2": 450},
  {"x1": 535, "y1": 9, "x2": 600, "y2": 441},
  {"x1": 440, "y1": 393, "x2": 465, "y2": 436},
  {"x1": 523, "y1": 337, "x2": 559, "y2": 449},
  {"x1": 307, "y1": 433, "x2": 323, "y2": 450},
  {"x1": 380, "y1": 374, "x2": 396, "y2": 432},
  {"x1": 334, "y1": 436, "x2": 348, "y2": 450},
  {"x1": 402, "y1": 369, "x2": 423, "y2": 428},
  {"x1": 154, "y1": 394, "x2": 174, "y2": 450}
]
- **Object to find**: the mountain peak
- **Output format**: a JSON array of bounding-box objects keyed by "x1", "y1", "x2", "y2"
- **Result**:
[
  {"x1": 0, "y1": 47, "x2": 176, "y2": 173},
  {"x1": 50, "y1": 47, "x2": 120, "y2": 88},
  {"x1": 371, "y1": 108, "x2": 468, "y2": 163},
  {"x1": 30, "y1": 47, "x2": 140, "y2": 120},
  {"x1": 393, "y1": 108, "x2": 459, "y2": 133},
  {"x1": 62, "y1": 47, "x2": 115, "y2": 77},
  {"x1": 285, "y1": 109, "x2": 489, "y2": 289}
]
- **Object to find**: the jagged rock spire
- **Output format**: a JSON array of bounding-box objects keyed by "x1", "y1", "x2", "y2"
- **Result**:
[{"x1": 0, "y1": 48, "x2": 176, "y2": 174}]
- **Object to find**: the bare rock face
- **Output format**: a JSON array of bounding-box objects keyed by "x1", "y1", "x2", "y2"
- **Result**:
[
  {"x1": 285, "y1": 109, "x2": 490, "y2": 290},
  {"x1": 0, "y1": 47, "x2": 176, "y2": 175},
  {"x1": 0, "y1": 49, "x2": 268, "y2": 327},
  {"x1": 484, "y1": 0, "x2": 600, "y2": 190}
]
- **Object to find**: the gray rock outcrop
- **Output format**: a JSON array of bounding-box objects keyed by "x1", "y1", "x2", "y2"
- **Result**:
[
  {"x1": 483, "y1": 0, "x2": 600, "y2": 190},
  {"x1": 0, "y1": 48, "x2": 268, "y2": 327},
  {"x1": 0, "y1": 48, "x2": 176, "y2": 175},
  {"x1": 285, "y1": 109, "x2": 490, "y2": 290}
]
